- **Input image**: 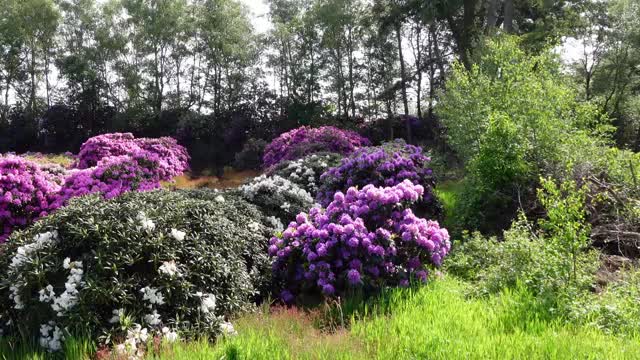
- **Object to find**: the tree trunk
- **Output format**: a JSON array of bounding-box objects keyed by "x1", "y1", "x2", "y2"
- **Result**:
[
  {"x1": 504, "y1": 0, "x2": 514, "y2": 33},
  {"x1": 30, "y1": 44, "x2": 37, "y2": 113},
  {"x1": 486, "y1": 0, "x2": 499, "y2": 31},
  {"x1": 395, "y1": 22, "x2": 411, "y2": 144},
  {"x1": 348, "y1": 26, "x2": 356, "y2": 119}
]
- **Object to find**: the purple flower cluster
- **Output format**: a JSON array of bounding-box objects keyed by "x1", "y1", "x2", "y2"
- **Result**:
[
  {"x1": 76, "y1": 133, "x2": 189, "y2": 176},
  {"x1": 1, "y1": 134, "x2": 191, "y2": 242},
  {"x1": 53, "y1": 151, "x2": 168, "y2": 208},
  {"x1": 0, "y1": 156, "x2": 61, "y2": 242},
  {"x1": 269, "y1": 179, "x2": 450, "y2": 301},
  {"x1": 317, "y1": 140, "x2": 435, "y2": 206},
  {"x1": 262, "y1": 126, "x2": 370, "y2": 168}
]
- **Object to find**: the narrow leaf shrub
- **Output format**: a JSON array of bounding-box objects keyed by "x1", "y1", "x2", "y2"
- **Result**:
[
  {"x1": 0, "y1": 190, "x2": 271, "y2": 352},
  {"x1": 267, "y1": 152, "x2": 343, "y2": 196},
  {"x1": 269, "y1": 180, "x2": 450, "y2": 302},
  {"x1": 236, "y1": 175, "x2": 314, "y2": 225}
]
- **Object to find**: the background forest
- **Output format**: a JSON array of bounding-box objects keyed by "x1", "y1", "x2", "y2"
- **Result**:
[{"x1": 2, "y1": 0, "x2": 638, "y2": 171}]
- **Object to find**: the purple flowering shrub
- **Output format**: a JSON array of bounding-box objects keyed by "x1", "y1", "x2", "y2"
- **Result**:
[
  {"x1": 269, "y1": 180, "x2": 450, "y2": 301},
  {"x1": 76, "y1": 133, "x2": 189, "y2": 176},
  {"x1": 262, "y1": 126, "x2": 370, "y2": 168},
  {"x1": 0, "y1": 156, "x2": 61, "y2": 242},
  {"x1": 317, "y1": 140, "x2": 435, "y2": 207},
  {"x1": 53, "y1": 151, "x2": 170, "y2": 208}
]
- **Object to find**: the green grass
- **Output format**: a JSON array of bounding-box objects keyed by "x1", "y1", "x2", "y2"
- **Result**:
[
  {"x1": 4, "y1": 277, "x2": 640, "y2": 359},
  {"x1": 434, "y1": 179, "x2": 465, "y2": 231}
]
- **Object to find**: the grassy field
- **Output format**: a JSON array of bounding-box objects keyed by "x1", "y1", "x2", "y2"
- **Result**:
[{"x1": 3, "y1": 277, "x2": 639, "y2": 360}]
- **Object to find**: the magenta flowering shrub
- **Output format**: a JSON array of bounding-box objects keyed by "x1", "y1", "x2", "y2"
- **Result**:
[
  {"x1": 262, "y1": 126, "x2": 369, "y2": 168},
  {"x1": 0, "y1": 156, "x2": 61, "y2": 242},
  {"x1": 76, "y1": 133, "x2": 136, "y2": 168},
  {"x1": 268, "y1": 180, "x2": 450, "y2": 301},
  {"x1": 317, "y1": 140, "x2": 435, "y2": 207},
  {"x1": 76, "y1": 133, "x2": 189, "y2": 176},
  {"x1": 53, "y1": 151, "x2": 169, "y2": 208}
]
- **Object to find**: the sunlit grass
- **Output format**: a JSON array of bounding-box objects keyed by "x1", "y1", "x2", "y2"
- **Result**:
[{"x1": 6, "y1": 277, "x2": 639, "y2": 359}]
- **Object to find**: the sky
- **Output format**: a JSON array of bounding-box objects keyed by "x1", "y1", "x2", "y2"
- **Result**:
[{"x1": 239, "y1": 0, "x2": 272, "y2": 34}]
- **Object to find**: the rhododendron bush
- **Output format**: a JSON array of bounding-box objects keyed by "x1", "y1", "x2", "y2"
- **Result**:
[
  {"x1": 0, "y1": 157, "x2": 61, "y2": 242},
  {"x1": 0, "y1": 133, "x2": 190, "y2": 243},
  {"x1": 317, "y1": 140, "x2": 435, "y2": 207},
  {"x1": 269, "y1": 180, "x2": 450, "y2": 301},
  {"x1": 76, "y1": 132, "x2": 189, "y2": 177},
  {"x1": 0, "y1": 190, "x2": 272, "y2": 353},
  {"x1": 262, "y1": 126, "x2": 369, "y2": 168},
  {"x1": 267, "y1": 152, "x2": 343, "y2": 196}
]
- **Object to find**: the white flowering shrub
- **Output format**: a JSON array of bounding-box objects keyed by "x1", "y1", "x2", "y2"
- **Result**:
[
  {"x1": 267, "y1": 152, "x2": 343, "y2": 196},
  {"x1": 0, "y1": 190, "x2": 272, "y2": 352},
  {"x1": 235, "y1": 174, "x2": 314, "y2": 224}
]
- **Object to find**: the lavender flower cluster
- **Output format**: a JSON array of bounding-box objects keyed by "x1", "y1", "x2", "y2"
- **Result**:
[
  {"x1": 268, "y1": 180, "x2": 450, "y2": 301},
  {"x1": 317, "y1": 140, "x2": 435, "y2": 207},
  {"x1": 262, "y1": 126, "x2": 370, "y2": 168},
  {"x1": 0, "y1": 157, "x2": 61, "y2": 242}
]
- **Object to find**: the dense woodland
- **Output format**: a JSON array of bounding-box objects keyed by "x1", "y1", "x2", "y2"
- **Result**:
[{"x1": 1, "y1": 0, "x2": 638, "y2": 166}]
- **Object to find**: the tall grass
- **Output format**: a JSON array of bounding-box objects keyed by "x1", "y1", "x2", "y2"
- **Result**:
[{"x1": 4, "y1": 277, "x2": 639, "y2": 359}]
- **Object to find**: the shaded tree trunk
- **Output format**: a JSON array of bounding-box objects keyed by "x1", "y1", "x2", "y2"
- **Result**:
[{"x1": 395, "y1": 22, "x2": 411, "y2": 143}]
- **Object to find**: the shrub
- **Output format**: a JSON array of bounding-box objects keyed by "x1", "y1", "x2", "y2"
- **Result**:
[
  {"x1": 52, "y1": 151, "x2": 171, "y2": 208},
  {"x1": 262, "y1": 126, "x2": 369, "y2": 168},
  {"x1": 0, "y1": 156, "x2": 61, "y2": 243},
  {"x1": 269, "y1": 180, "x2": 450, "y2": 301},
  {"x1": 317, "y1": 140, "x2": 436, "y2": 210},
  {"x1": 0, "y1": 190, "x2": 271, "y2": 354},
  {"x1": 267, "y1": 152, "x2": 343, "y2": 196},
  {"x1": 437, "y1": 35, "x2": 604, "y2": 233},
  {"x1": 236, "y1": 175, "x2": 314, "y2": 225},
  {"x1": 234, "y1": 138, "x2": 268, "y2": 171},
  {"x1": 76, "y1": 133, "x2": 189, "y2": 177}
]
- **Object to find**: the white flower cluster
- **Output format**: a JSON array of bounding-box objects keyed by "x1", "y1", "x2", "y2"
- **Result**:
[
  {"x1": 240, "y1": 175, "x2": 313, "y2": 211},
  {"x1": 215, "y1": 195, "x2": 225, "y2": 203},
  {"x1": 265, "y1": 216, "x2": 284, "y2": 231},
  {"x1": 144, "y1": 310, "x2": 162, "y2": 326},
  {"x1": 161, "y1": 326, "x2": 179, "y2": 342},
  {"x1": 158, "y1": 260, "x2": 181, "y2": 277},
  {"x1": 200, "y1": 293, "x2": 217, "y2": 314},
  {"x1": 116, "y1": 324, "x2": 148, "y2": 360},
  {"x1": 140, "y1": 286, "x2": 165, "y2": 306},
  {"x1": 137, "y1": 212, "x2": 155, "y2": 231},
  {"x1": 10, "y1": 230, "x2": 58, "y2": 270},
  {"x1": 282, "y1": 156, "x2": 320, "y2": 191},
  {"x1": 170, "y1": 228, "x2": 186, "y2": 241},
  {"x1": 39, "y1": 322, "x2": 64, "y2": 352},
  {"x1": 219, "y1": 321, "x2": 238, "y2": 337},
  {"x1": 44, "y1": 258, "x2": 84, "y2": 317},
  {"x1": 9, "y1": 284, "x2": 24, "y2": 309},
  {"x1": 110, "y1": 308, "x2": 125, "y2": 324},
  {"x1": 248, "y1": 221, "x2": 261, "y2": 233}
]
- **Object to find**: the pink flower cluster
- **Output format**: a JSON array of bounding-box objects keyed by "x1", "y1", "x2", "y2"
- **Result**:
[
  {"x1": 268, "y1": 179, "x2": 450, "y2": 301},
  {"x1": 262, "y1": 126, "x2": 370, "y2": 168},
  {"x1": 0, "y1": 156, "x2": 61, "y2": 242},
  {"x1": 1, "y1": 133, "x2": 190, "y2": 243},
  {"x1": 76, "y1": 133, "x2": 189, "y2": 177}
]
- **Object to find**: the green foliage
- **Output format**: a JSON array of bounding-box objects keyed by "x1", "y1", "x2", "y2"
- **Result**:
[
  {"x1": 234, "y1": 138, "x2": 268, "y2": 171},
  {"x1": 538, "y1": 178, "x2": 592, "y2": 284},
  {"x1": 437, "y1": 35, "x2": 605, "y2": 233},
  {"x1": 0, "y1": 190, "x2": 272, "y2": 347},
  {"x1": 568, "y1": 266, "x2": 640, "y2": 336}
]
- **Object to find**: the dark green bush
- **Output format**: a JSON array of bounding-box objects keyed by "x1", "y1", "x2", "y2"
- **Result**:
[
  {"x1": 0, "y1": 189, "x2": 272, "y2": 351},
  {"x1": 234, "y1": 138, "x2": 268, "y2": 171}
]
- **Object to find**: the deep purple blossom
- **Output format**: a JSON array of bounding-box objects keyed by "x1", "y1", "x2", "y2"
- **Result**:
[
  {"x1": 269, "y1": 180, "x2": 450, "y2": 300},
  {"x1": 263, "y1": 126, "x2": 369, "y2": 168},
  {"x1": 317, "y1": 140, "x2": 434, "y2": 207}
]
